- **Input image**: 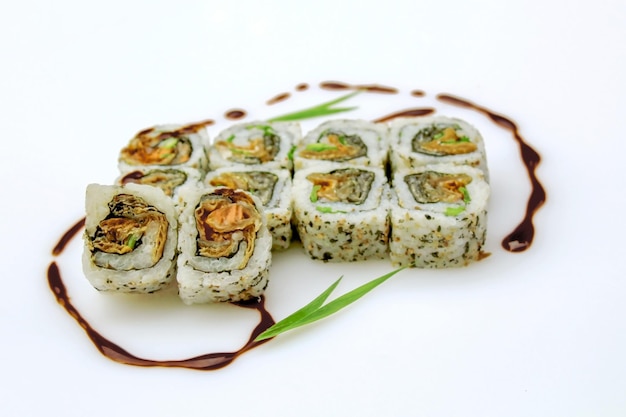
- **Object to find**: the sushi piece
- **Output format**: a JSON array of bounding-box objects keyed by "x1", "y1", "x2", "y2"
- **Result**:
[
  {"x1": 293, "y1": 119, "x2": 388, "y2": 171},
  {"x1": 389, "y1": 164, "x2": 490, "y2": 268},
  {"x1": 204, "y1": 167, "x2": 293, "y2": 250},
  {"x1": 115, "y1": 167, "x2": 202, "y2": 209},
  {"x1": 389, "y1": 116, "x2": 489, "y2": 179},
  {"x1": 82, "y1": 183, "x2": 178, "y2": 293},
  {"x1": 118, "y1": 121, "x2": 210, "y2": 173},
  {"x1": 292, "y1": 165, "x2": 390, "y2": 262},
  {"x1": 176, "y1": 187, "x2": 273, "y2": 304},
  {"x1": 208, "y1": 121, "x2": 301, "y2": 171}
]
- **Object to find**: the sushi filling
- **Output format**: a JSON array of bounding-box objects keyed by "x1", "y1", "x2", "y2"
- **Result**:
[
  {"x1": 208, "y1": 171, "x2": 278, "y2": 206},
  {"x1": 214, "y1": 125, "x2": 280, "y2": 164},
  {"x1": 120, "y1": 169, "x2": 188, "y2": 197},
  {"x1": 88, "y1": 194, "x2": 168, "y2": 270},
  {"x1": 307, "y1": 168, "x2": 375, "y2": 205},
  {"x1": 120, "y1": 127, "x2": 193, "y2": 166},
  {"x1": 194, "y1": 189, "x2": 262, "y2": 269},
  {"x1": 405, "y1": 171, "x2": 472, "y2": 204},
  {"x1": 412, "y1": 125, "x2": 478, "y2": 156},
  {"x1": 299, "y1": 131, "x2": 367, "y2": 162}
]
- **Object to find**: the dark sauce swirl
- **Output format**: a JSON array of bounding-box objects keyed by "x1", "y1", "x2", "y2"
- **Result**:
[
  {"x1": 437, "y1": 93, "x2": 546, "y2": 252},
  {"x1": 48, "y1": 81, "x2": 546, "y2": 372}
]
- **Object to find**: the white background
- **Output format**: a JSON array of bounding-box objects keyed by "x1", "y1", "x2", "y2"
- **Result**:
[{"x1": 1, "y1": 0, "x2": 625, "y2": 416}]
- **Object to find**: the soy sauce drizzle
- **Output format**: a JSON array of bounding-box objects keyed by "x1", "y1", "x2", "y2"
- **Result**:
[
  {"x1": 410, "y1": 90, "x2": 426, "y2": 97},
  {"x1": 374, "y1": 108, "x2": 435, "y2": 123},
  {"x1": 437, "y1": 93, "x2": 546, "y2": 252},
  {"x1": 225, "y1": 109, "x2": 247, "y2": 120},
  {"x1": 267, "y1": 92, "x2": 291, "y2": 105},
  {"x1": 320, "y1": 81, "x2": 398, "y2": 94},
  {"x1": 295, "y1": 83, "x2": 309, "y2": 91},
  {"x1": 49, "y1": 219, "x2": 275, "y2": 371}
]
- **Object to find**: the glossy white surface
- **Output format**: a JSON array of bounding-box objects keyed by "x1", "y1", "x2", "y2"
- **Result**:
[{"x1": 2, "y1": 0, "x2": 625, "y2": 416}]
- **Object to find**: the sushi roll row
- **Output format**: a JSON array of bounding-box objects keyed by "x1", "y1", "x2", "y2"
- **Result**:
[{"x1": 82, "y1": 115, "x2": 490, "y2": 303}]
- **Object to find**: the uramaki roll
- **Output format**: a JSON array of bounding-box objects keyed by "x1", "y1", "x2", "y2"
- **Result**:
[
  {"x1": 208, "y1": 121, "x2": 301, "y2": 171},
  {"x1": 389, "y1": 116, "x2": 489, "y2": 179},
  {"x1": 115, "y1": 167, "x2": 202, "y2": 209},
  {"x1": 204, "y1": 167, "x2": 293, "y2": 250},
  {"x1": 82, "y1": 183, "x2": 178, "y2": 293},
  {"x1": 292, "y1": 165, "x2": 390, "y2": 262},
  {"x1": 176, "y1": 187, "x2": 272, "y2": 304},
  {"x1": 293, "y1": 119, "x2": 389, "y2": 171},
  {"x1": 389, "y1": 164, "x2": 490, "y2": 268},
  {"x1": 118, "y1": 122, "x2": 210, "y2": 174}
]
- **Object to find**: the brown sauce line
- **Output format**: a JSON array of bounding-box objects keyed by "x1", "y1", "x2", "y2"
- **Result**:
[
  {"x1": 225, "y1": 109, "x2": 247, "y2": 120},
  {"x1": 437, "y1": 93, "x2": 546, "y2": 252},
  {"x1": 47, "y1": 257, "x2": 275, "y2": 371},
  {"x1": 266, "y1": 92, "x2": 291, "y2": 105},
  {"x1": 373, "y1": 108, "x2": 435, "y2": 123},
  {"x1": 52, "y1": 217, "x2": 85, "y2": 256},
  {"x1": 320, "y1": 81, "x2": 398, "y2": 94}
]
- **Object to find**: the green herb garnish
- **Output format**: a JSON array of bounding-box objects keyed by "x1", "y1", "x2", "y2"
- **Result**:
[
  {"x1": 158, "y1": 138, "x2": 178, "y2": 149},
  {"x1": 126, "y1": 234, "x2": 139, "y2": 249},
  {"x1": 433, "y1": 132, "x2": 444, "y2": 140},
  {"x1": 310, "y1": 185, "x2": 321, "y2": 202},
  {"x1": 316, "y1": 206, "x2": 347, "y2": 214},
  {"x1": 226, "y1": 134, "x2": 236, "y2": 143},
  {"x1": 306, "y1": 143, "x2": 338, "y2": 152},
  {"x1": 459, "y1": 186, "x2": 471, "y2": 204},
  {"x1": 287, "y1": 145, "x2": 297, "y2": 161},
  {"x1": 255, "y1": 267, "x2": 406, "y2": 341},
  {"x1": 267, "y1": 92, "x2": 360, "y2": 122},
  {"x1": 445, "y1": 206, "x2": 466, "y2": 216}
]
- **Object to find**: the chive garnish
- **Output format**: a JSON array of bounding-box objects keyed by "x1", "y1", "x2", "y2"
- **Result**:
[
  {"x1": 445, "y1": 206, "x2": 466, "y2": 216},
  {"x1": 306, "y1": 143, "x2": 338, "y2": 152},
  {"x1": 310, "y1": 185, "x2": 321, "y2": 202},
  {"x1": 316, "y1": 206, "x2": 347, "y2": 214},
  {"x1": 126, "y1": 234, "x2": 139, "y2": 249},
  {"x1": 226, "y1": 134, "x2": 236, "y2": 143},
  {"x1": 267, "y1": 92, "x2": 360, "y2": 122},
  {"x1": 433, "y1": 132, "x2": 444, "y2": 140},
  {"x1": 287, "y1": 145, "x2": 297, "y2": 161},
  {"x1": 255, "y1": 267, "x2": 406, "y2": 341},
  {"x1": 459, "y1": 186, "x2": 471, "y2": 204},
  {"x1": 158, "y1": 138, "x2": 178, "y2": 149}
]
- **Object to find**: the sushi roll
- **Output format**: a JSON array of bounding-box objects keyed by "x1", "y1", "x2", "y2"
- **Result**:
[
  {"x1": 292, "y1": 165, "x2": 390, "y2": 262},
  {"x1": 389, "y1": 116, "x2": 489, "y2": 179},
  {"x1": 204, "y1": 167, "x2": 293, "y2": 251},
  {"x1": 115, "y1": 167, "x2": 202, "y2": 209},
  {"x1": 118, "y1": 122, "x2": 210, "y2": 174},
  {"x1": 389, "y1": 164, "x2": 490, "y2": 268},
  {"x1": 176, "y1": 187, "x2": 273, "y2": 304},
  {"x1": 208, "y1": 121, "x2": 301, "y2": 171},
  {"x1": 82, "y1": 183, "x2": 178, "y2": 293},
  {"x1": 293, "y1": 119, "x2": 388, "y2": 171}
]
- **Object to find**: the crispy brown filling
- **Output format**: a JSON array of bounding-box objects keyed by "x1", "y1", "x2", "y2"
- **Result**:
[
  {"x1": 405, "y1": 171, "x2": 472, "y2": 204},
  {"x1": 194, "y1": 189, "x2": 262, "y2": 268},
  {"x1": 120, "y1": 128, "x2": 193, "y2": 166},
  {"x1": 208, "y1": 171, "x2": 278, "y2": 206},
  {"x1": 299, "y1": 132, "x2": 367, "y2": 161},
  {"x1": 90, "y1": 194, "x2": 167, "y2": 263},
  {"x1": 306, "y1": 168, "x2": 374, "y2": 205},
  {"x1": 412, "y1": 126, "x2": 478, "y2": 156},
  {"x1": 121, "y1": 169, "x2": 187, "y2": 197}
]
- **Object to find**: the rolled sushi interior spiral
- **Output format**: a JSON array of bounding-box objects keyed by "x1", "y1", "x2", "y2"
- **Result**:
[
  {"x1": 389, "y1": 116, "x2": 489, "y2": 180},
  {"x1": 82, "y1": 183, "x2": 178, "y2": 293},
  {"x1": 118, "y1": 122, "x2": 210, "y2": 174},
  {"x1": 204, "y1": 167, "x2": 293, "y2": 250},
  {"x1": 292, "y1": 165, "x2": 391, "y2": 262},
  {"x1": 208, "y1": 121, "x2": 301, "y2": 171},
  {"x1": 176, "y1": 186, "x2": 273, "y2": 304},
  {"x1": 293, "y1": 119, "x2": 389, "y2": 171},
  {"x1": 389, "y1": 164, "x2": 490, "y2": 268},
  {"x1": 115, "y1": 166, "x2": 202, "y2": 209}
]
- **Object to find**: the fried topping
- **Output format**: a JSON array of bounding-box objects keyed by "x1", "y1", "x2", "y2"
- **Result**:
[
  {"x1": 120, "y1": 126, "x2": 194, "y2": 166},
  {"x1": 214, "y1": 125, "x2": 280, "y2": 164},
  {"x1": 121, "y1": 169, "x2": 187, "y2": 197},
  {"x1": 306, "y1": 168, "x2": 375, "y2": 205},
  {"x1": 90, "y1": 194, "x2": 168, "y2": 265},
  {"x1": 208, "y1": 171, "x2": 278, "y2": 206},
  {"x1": 412, "y1": 125, "x2": 478, "y2": 156},
  {"x1": 299, "y1": 131, "x2": 367, "y2": 161},
  {"x1": 194, "y1": 189, "x2": 262, "y2": 268},
  {"x1": 405, "y1": 171, "x2": 473, "y2": 204}
]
